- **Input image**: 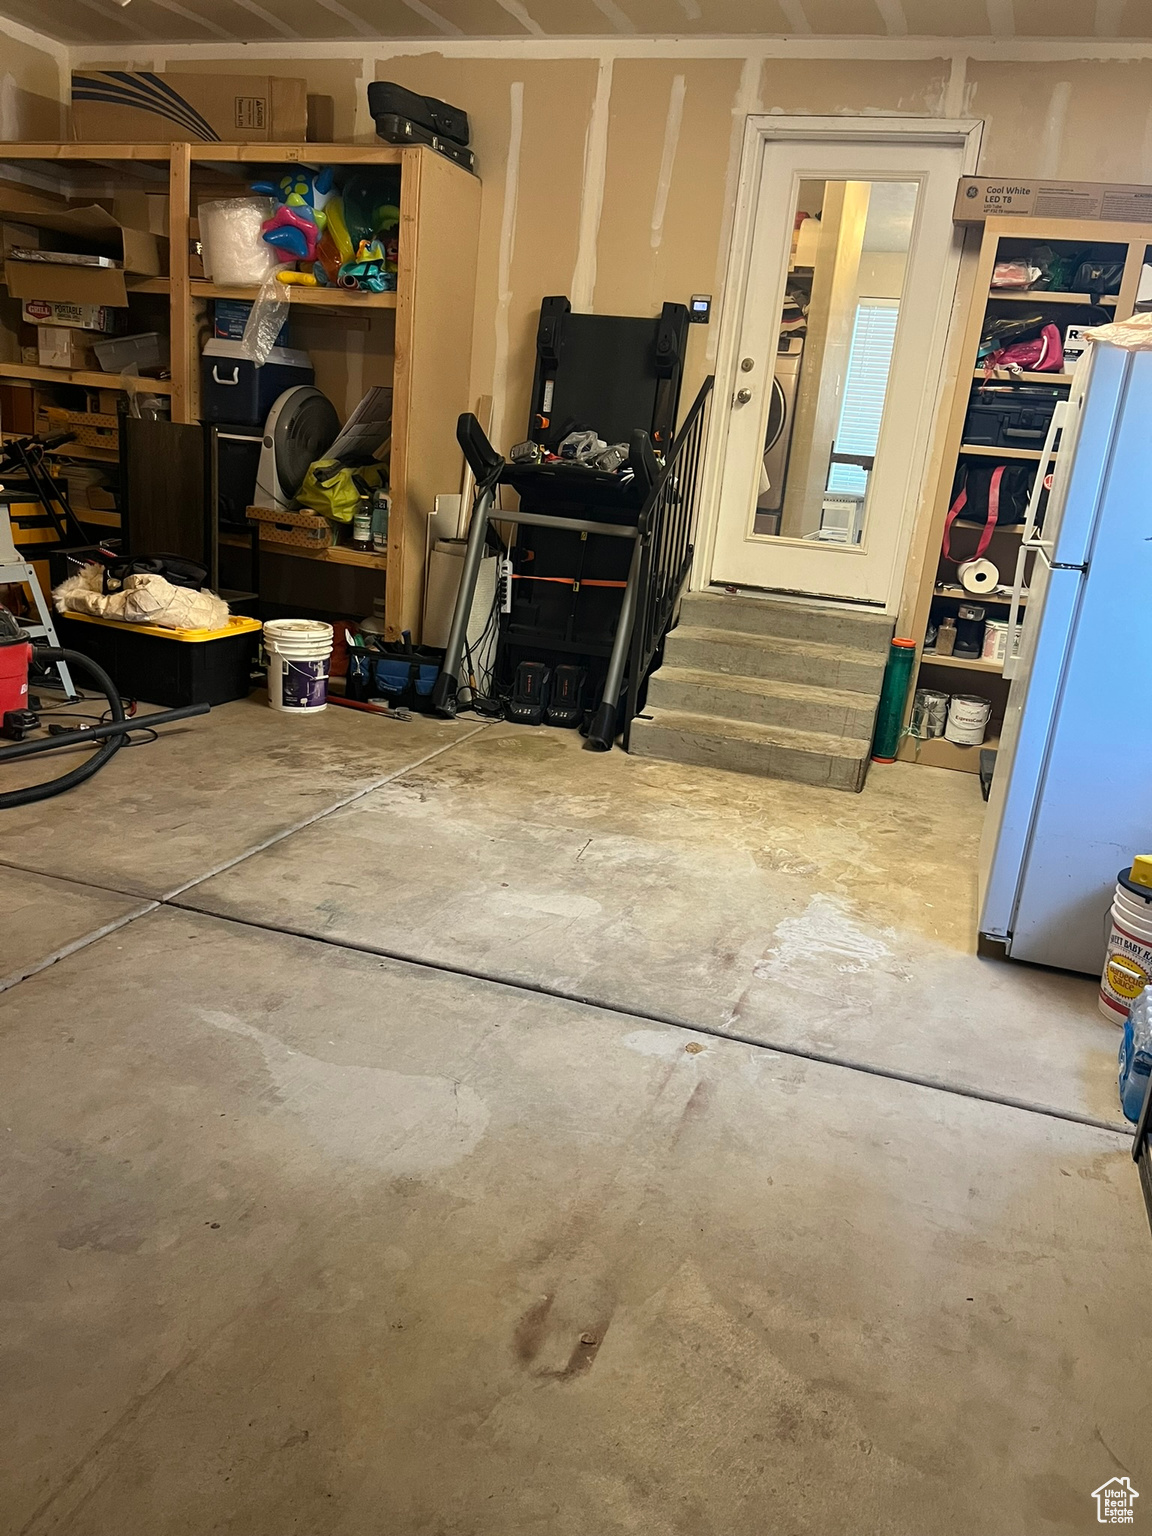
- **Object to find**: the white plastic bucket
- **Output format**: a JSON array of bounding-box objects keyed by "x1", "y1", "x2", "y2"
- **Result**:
[
  {"x1": 1100, "y1": 874, "x2": 1152, "y2": 1022},
  {"x1": 263, "y1": 619, "x2": 333, "y2": 714},
  {"x1": 944, "y1": 693, "x2": 991, "y2": 745}
]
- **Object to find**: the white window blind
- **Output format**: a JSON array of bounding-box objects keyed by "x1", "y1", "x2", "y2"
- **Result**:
[{"x1": 827, "y1": 298, "x2": 900, "y2": 497}]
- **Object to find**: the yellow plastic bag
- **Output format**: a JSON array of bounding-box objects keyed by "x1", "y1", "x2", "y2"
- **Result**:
[{"x1": 295, "y1": 459, "x2": 383, "y2": 523}]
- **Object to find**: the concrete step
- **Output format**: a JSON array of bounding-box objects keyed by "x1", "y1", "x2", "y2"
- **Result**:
[
  {"x1": 681, "y1": 591, "x2": 894, "y2": 652},
  {"x1": 645, "y1": 664, "x2": 880, "y2": 739},
  {"x1": 663, "y1": 625, "x2": 888, "y2": 693},
  {"x1": 629, "y1": 707, "x2": 872, "y2": 792}
]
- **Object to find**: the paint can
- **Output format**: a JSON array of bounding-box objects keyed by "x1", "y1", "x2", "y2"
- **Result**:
[
  {"x1": 1101, "y1": 869, "x2": 1152, "y2": 1022},
  {"x1": 263, "y1": 619, "x2": 333, "y2": 714},
  {"x1": 910, "y1": 688, "x2": 948, "y2": 739},
  {"x1": 944, "y1": 693, "x2": 991, "y2": 745}
]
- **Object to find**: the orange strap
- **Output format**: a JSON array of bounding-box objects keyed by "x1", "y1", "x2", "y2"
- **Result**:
[{"x1": 511, "y1": 574, "x2": 627, "y2": 589}]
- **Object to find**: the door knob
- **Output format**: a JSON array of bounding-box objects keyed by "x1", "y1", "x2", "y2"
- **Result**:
[{"x1": 735, "y1": 388, "x2": 753, "y2": 404}]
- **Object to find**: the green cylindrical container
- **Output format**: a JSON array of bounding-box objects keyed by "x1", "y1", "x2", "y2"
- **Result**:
[{"x1": 871, "y1": 638, "x2": 917, "y2": 763}]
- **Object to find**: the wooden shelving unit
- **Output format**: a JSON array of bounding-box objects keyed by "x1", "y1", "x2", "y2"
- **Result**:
[
  {"x1": 905, "y1": 734, "x2": 999, "y2": 772},
  {"x1": 987, "y1": 288, "x2": 1119, "y2": 305},
  {"x1": 257, "y1": 541, "x2": 388, "y2": 570},
  {"x1": 934, "y1": 582, "x2": 1027, "y2": 604},
  {"x1": 973, "y1": 369, "x2": 1074, "y2": 384},
  {"x1": 0, "y1": 362, "x2": 174, "y2": 394},
  {"x1": 899, "y1": 214, "x2": 1152, "y2": 774},
  {"x1": 0, "y1": 141, "x2": 481, "y2": 639},
  {"x1": 192, "y1": 280, "x2": 398, "y2": 310},
  {"x1": 959, "y1": 443, "x2": 1045, "y2": 460},
  {"x1": 920, "y1": 653, "x2": 1004, "y2": 674}
]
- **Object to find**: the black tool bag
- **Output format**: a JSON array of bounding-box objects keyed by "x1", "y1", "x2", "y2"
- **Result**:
[
  {"x1": 102, "y1": 555, "x2": 208, "y2": 592},
  {"x1": 1073, "y1": 259, "x2": 1125, "y2": 299},
  {"x1": 367, "y1": 82, "x2": 469, "y2": 145},
  {"x1": 943, "y1": 462, "x2": 1035, "y2": 560},
  {"x1": 978, "y1": 311, "x2": 1046, "y2": 355},
  {"x1": 963, "y1": 385, "x2": 1061, "y2": 450}
]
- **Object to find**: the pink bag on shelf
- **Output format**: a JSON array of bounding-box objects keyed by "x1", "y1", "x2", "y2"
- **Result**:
[{"x1": 984, "y1": 322, "x2": 1064, "y2": 375}]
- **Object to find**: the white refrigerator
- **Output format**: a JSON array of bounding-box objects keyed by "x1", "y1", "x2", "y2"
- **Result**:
[{"x1": 979, "y1": 340, "x2": 1152, "y2": 975}]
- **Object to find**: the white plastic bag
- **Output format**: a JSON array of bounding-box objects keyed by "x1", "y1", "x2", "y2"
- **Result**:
[
  {"x1": 200, "y1": 197, "x2": 278, "y2": 287},
  {"x1": 238, "y1": 272, "x2": 291, "y2": 366}
]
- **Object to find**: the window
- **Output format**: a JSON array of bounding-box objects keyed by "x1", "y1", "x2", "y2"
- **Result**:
[{"x1": 826, "y1": 298, "x2": 900, "y2": 497}]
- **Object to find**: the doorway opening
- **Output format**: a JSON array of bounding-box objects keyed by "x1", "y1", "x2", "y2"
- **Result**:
[{"x1": 703, "y1": 119, "x2": 981, "y2": 612}]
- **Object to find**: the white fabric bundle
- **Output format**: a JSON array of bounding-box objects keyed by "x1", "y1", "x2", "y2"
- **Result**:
[{"x1": 54, "y1": 564, "x2": 230, "y2": 632}]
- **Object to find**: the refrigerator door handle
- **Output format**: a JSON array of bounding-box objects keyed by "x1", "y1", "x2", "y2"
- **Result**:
[
  {"x1": 1003, "y1": 403, "x2": 1065, "y2": 677},
  {"x1": 1020, "y1": 399, "x2": 1067, "y2": 557},
  {"x1": 1004, "y1": 401, "x2": 1068, "y2": 677},
  {"x1": 1003, "y1": 540, "x2": 1031, "y2": 680}
]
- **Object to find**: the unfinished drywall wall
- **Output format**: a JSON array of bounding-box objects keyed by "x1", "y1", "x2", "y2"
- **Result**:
[
  {"x1": 0, "y1": 18, "x2": 65, "y2": 140},
  {"x1": 79, "y1": 42, "x2": 1152, "y2": 461}
]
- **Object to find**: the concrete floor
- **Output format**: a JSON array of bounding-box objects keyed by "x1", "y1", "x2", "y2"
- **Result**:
[{"x1": 1, "y1": 696, "x2": 1146, "y2": 1534}]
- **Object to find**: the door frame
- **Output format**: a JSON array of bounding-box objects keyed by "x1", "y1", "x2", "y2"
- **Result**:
[{"x1": 694, "y1": 115, "x2": 983, "y2": 614}]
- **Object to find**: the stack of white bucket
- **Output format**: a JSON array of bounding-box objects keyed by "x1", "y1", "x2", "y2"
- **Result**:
[
  {"x1": 263, "y1": 619, "x2": 334, "y2": 715},
  {"x1": 1100, "y1": 862, "x2": 1152, "y2": 1021}
]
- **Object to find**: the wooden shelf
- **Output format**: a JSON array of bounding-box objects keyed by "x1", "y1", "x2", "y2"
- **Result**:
[
  {"x1": 973, "y1": 370, "x2": 1074, "y2": 384},
  {"x1": 988, "y1": 289, "x2": 1118, "y2": 305},
  {"x1": 899, "y1": 733, "x2": 998, "y2": 774},
  {"x1": 950, "y1": 519, "x2": 1027, "y2": 535},
  {"x1": 1, "y1": 276, "x2": 168, "y2": 298},
  {"x1": 0, "y1": 361, "x2": 174, "y2": 394},
  {"x1": 934, "y1": 582, "x2": 1028, "y2": 605},
  {"x1": 920, "y1": 653, "x2": 1005, "y2": 674},
  {"x1": 259, "y1": 540, "x2": 387, "y2": 570},
  {"x1": 1, "y1": 431, "x2": 117, "y2": 463},
  {"x1": 193, "y1": 281, "x2": 397, "y2": 310},
  {"x1": 0, "y1": 140, "x2": 479, "y2": 639},
  {"x1": 958, "y1": 443, "x2": 1046, "y2": 460}
]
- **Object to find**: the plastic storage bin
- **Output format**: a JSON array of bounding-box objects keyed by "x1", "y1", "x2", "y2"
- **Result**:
[
  {"x1": 963, "y1": 385, "x2": 1061, "y2": 449},
  {"x1": 92, "y1": 331, "x2": 169, "y2": 375},
  {"x1": 55, "y1": 612, "x2": 262, "y2": 707},
  {"x1": 200, "y1": 340, "x2": 313, "y2": 427}
]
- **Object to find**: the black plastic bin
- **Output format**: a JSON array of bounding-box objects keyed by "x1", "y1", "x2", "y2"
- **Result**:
[{"x1": 55, "y1": 613, "x2": 262, "y2": 707}]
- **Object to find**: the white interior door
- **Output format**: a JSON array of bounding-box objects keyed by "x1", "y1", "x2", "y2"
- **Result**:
[{"x1": 708, "y1": 126, "x2": 973, "y2": 609}]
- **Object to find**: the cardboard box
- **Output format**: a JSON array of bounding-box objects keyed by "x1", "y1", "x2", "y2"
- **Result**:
[
  {"x1": 0, "y1": 382, "x2": 36, "y2": 436},
  {"x1": 0, "y1": 220, "x2": 38, "y2": 277},
  {"x1": 1063, "y1": 324, "x2": 1092, "y2": 367},
  {"x1": 212, "y1": 297, "x2": 288, "y2": 347},
  {"x1": 21, "y1": 300, "x2": 116, "y2": 332},
  {"x1": 111, "y1": 192, "x2": 170, "y2": 238},
  {"x1": 0, "y1": 201, "x2": 163, "y2": 307},
  {"x1": 307, "y1": 93, "x2": 335, "y2": 143},
  {"x1": 72, "y1": 71, "x2": 308, "y2": 144},
  {"x1": 956, "y1": 177, "x2": 1152, "y2": 224},
  {"x1": 37, "y1": 327, "x2": 96, "y2": 371}
]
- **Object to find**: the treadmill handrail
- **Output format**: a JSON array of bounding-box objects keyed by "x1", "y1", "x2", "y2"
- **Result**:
[{"x1": 457, "y1": 413, "x2": 504, "y2": 483}]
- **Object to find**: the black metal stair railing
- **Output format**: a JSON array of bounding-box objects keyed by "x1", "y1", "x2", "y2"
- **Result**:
[{"x1": 621, "y1": 374, "x2": 714, "y2": 751}]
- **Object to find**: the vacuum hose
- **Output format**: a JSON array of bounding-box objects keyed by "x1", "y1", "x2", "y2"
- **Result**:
[{"x1": 0, "y1": 649, "x2": 207, "y2": 809}]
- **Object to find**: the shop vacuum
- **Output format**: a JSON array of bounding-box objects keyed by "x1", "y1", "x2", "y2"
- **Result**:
[{"x1": 0, "y1": 607, "x2": 209, "y2": 808}]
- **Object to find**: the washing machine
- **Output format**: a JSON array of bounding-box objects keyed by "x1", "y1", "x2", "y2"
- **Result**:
[{"x1": 759, "y1": 339, "x2": 804, "y2": 516}]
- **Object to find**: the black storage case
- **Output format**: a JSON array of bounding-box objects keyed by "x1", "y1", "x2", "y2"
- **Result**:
[
  {"x1": 964, "y1": 384, "x2": 1062, "y2": 450},
  {"x1": 367, "y1": 82, "x2": 470, "y2": 144},
  {"x1": 56, "y1": 613, "x2": 259, "y2": 708},
  {"x1": 373, "y1": 116, "x2": 475, "y2": 172}
]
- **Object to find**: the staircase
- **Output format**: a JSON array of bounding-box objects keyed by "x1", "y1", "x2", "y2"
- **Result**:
[{"x1": 629, "y1": 592, "x2": 894, "y2": 791}]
